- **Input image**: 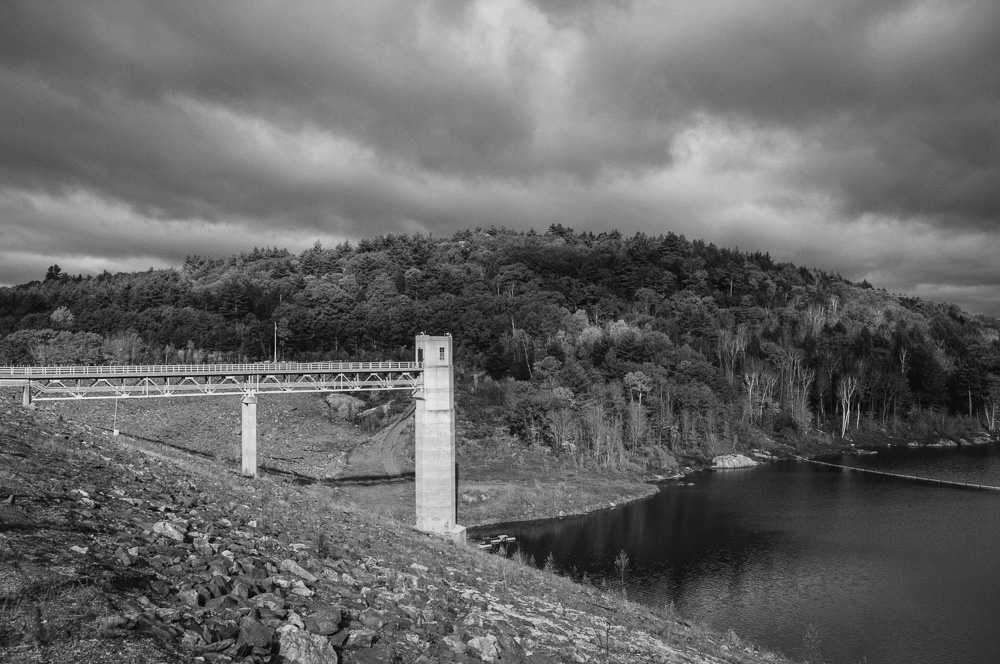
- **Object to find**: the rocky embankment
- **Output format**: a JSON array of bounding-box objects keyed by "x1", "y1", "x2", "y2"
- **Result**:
[{"x1": 0, "y1": 401, "x2": 788, "y2": 664}]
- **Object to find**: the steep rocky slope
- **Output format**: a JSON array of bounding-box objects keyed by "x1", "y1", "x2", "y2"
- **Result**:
[{"x1": 0, "y1": 397, "x2": 789, "y2": 663}]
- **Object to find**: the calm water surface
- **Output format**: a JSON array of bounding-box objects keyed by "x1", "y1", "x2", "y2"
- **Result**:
[{"x1": 481, "y1": 444, "x2": 1000, "y2": 664}]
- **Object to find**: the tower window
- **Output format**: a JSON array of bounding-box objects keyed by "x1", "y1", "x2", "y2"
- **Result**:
[{"x1": 439, "y1": 347, "x2": 445, "y2": 361}]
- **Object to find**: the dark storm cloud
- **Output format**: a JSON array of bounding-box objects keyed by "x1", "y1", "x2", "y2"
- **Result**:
[
  {"x1": 0, "y1": 0, "x2": 997, "y2": 315},
  {"x1": 574, "y1": 0, "x2": 1000, "y2": 228}
]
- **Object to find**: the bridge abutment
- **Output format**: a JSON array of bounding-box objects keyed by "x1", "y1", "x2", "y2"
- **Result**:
[{"x1": 414, "y1": 335, "x2": 465, "y2": 543}]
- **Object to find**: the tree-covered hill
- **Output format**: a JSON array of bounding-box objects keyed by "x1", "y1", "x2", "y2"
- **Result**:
[{"x1": 2, "y1": 226, "x2": 998, "y2": 466}]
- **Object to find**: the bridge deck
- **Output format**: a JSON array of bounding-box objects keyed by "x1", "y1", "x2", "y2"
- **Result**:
[
  {"x1": 0, "y1": 361, "x2": 420, "y2": 379},
  {"x1": 0, "y1": 362, "x2": 424, "y2": 401}
]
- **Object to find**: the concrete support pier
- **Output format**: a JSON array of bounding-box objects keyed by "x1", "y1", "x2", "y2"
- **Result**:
[
  {"x1": 22, "y1": 383, "x2": 31, "y2": 408},
  {"x1": 241, "y1": 393, "x2": 258, "y2": 478},
  {"x1": 414, "y1": 335, "x2": 465, "y2": 543}
]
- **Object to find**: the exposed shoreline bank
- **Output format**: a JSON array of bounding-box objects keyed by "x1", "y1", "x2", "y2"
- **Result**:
[
  {"x1": 15, "y1": 390, "x2": 996, "y2": 664},
  {"x1": 464, "y1": 424, "x2": 997, "y2": 535},
  {"x1": 2, "y1": 394, "x2": 795, "y2": 663}
]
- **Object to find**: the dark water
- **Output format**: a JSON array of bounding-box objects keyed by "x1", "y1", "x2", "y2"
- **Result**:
[{"x1": 479, "y1": 444, "x2": 1000, "y2": 664}]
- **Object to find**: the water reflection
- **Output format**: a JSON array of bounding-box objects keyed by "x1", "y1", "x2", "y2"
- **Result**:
[{"x1": 477, "y1": 447, "x2": 1000, "y2": 664}]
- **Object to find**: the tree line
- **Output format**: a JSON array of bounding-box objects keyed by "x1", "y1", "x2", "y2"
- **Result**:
[{"x1": 2, "y1": 227, "x2": 998, "y2": 468}]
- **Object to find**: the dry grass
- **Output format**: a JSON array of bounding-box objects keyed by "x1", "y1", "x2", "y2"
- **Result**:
[{"x1": 0, "y1": 422, "x2": 187, "y2": 663}]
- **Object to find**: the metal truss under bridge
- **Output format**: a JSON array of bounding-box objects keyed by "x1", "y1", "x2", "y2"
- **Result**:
[
  {"x1": 1, "y1": 336, "x2": 465, "y2": 543},
  {"x1": 0, "y1": 362, "x2": 423, "y2": 402}
]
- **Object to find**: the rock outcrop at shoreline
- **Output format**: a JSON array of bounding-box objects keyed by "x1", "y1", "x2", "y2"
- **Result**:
[{"x1": 711, "y1": 454, "x2": 760, "y2": 469}]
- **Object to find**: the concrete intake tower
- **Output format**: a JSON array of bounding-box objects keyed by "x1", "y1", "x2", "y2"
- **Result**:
[{"x1": 414, "y1": 334, "x2": 465, "y2": 542}]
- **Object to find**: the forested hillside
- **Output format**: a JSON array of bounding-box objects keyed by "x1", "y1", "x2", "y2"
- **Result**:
[{"x1": 2, "y1": 226, "x2": 998, "y2": 467}]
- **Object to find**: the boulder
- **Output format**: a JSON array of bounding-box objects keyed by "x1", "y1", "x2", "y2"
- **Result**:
[
  {"x1": 711, "y1": 454, "x2": 759, "y2": 469},
  {"x1": 324, "y1": 394, "x2": 365, "y2": 421},
  {"x1": 234, "y1": 616, "x2": 275, "y2": 656},
  {"x1": 152, "y1": 520, "x2": 187, "y2": 541},
  {"x1": 303, "y1": 605, "x2": 344, "y2": 636},
  {"x1": 357, "y1": 403, "x2": 392, "y2": 422},
  {"x1": 345, "y1": 628, "x2": 377, "y2": 648},
  {"x1": 468, "y1": 634, "x2": 500, "y2": 662},
  {"x1": 177, "y1": 589, "x2": 200, "y2": 607},
  {"x1": 280, "y1": 558, "x2": 318, "y2": 583},
  {"x1": 443, "y1": 635, "x2": 467, "y2": 654},
  {"x1": 276, "y1": 624, "x2": 339, "y2": 664}
]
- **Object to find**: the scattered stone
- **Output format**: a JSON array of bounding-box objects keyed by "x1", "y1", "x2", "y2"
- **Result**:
[
  {"x1": 276, "y1": 624, "x2": 339, "y2": 664},
  {"x1": 303, "y1": 606, "x2": 343, "y2": 635},
  {"x1": 114, "y1": 546, "x2": 133, "y2": 566},
  {"x1": 443, "y1": 634, "x2": 467, "y2": 654},
  {"x1": 281, "y1": 558, "x2": 319, "y2": 583},
  {"x1": 359, "y1": 608, "x2": 383, "y2": 628},
  {"x1": 327, "y1": 630, "x2": 350, "y2": 649},
  {"x1": 153, "y1": 520, "x2": 188, "y2": 541},
  {"x1": 253, "y1": 592, "x2": 287, "y2": 612},
  {"x1": 286, "y1": 610, "x2": 306, "y2": 630},
  {"x1": 290, "y1": 579, "x2": 315, "y2": 597},
  {"x1": 468, "y1": 634, "x2": 500, "y2": 661},
  {"x1": 345, "y1": 628, "x2": 378, "y2": 648},
  {"x1": 203, "y1": 637, "x2": 235, "y2": 652},
  {"x1": 177, "y1": 589, "x2": 201, "y2": 607},
  {"x1": 235, "y1": 616, "x2": 274, "y2": 653},
  {"x1": 97, "y1": 615, "x2": 130, "y2": 631},
  {"x1": 345, "y1": 645, "x2": 396, "y2": 664},
  {"x1": 497, "y1": 632, "x2": 525, "y2": 658}
]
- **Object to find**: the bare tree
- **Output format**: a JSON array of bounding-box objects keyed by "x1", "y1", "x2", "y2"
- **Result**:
[
  {"x1": 984, "y1": 377, "x2": 1000, "y2": 433},
  {"x1": 837, "y1": 374, "x2": 859, "y2": 437},
  {"x1": 717, "y1": 325, "x2": 747, "y2": 384}
]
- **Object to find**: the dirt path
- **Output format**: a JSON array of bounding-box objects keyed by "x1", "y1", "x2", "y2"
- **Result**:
[
  {"x1": 379, "y1": 406, "x2": 412, "y2": 475},
  {"x1": 346, "y1": 405, "x2": 414, "y2": 477}
]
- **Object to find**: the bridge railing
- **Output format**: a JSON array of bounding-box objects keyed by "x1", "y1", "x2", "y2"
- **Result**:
[{"x1": 0, "y1": 361, "x2": 422, "y2": 378}]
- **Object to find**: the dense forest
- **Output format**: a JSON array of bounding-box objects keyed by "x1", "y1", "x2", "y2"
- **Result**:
[{"x1": 2, "y1": 226, "x2": 998, "y2": 469}]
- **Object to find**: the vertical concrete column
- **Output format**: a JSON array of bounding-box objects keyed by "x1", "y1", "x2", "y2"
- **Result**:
[
  {"x1": 22, "y1": 383, "x2": 31, "y2": 408},
  {"x1": 414, "y1": 334, "x2": 465, "y2": 543},
  {"x1": 241, "y1": 393, "x2": 258, "y2": 478}
]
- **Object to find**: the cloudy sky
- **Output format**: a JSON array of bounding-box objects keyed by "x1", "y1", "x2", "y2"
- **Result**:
[{"x1": 1, "y1": 0, "x2": 998, "y2": 314}]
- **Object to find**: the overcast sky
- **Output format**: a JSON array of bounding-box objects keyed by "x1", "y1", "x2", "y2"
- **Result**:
[{"x1": 1, "y1": 0, "x2": 997, "y2": 315}]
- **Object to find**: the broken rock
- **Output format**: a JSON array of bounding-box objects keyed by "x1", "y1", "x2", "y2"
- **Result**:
[
  {"x1": 345, "y1": 628, "x2": 377, "y2": 648},
  {"x1": 153, "y1": 520, "x2": 188, "y2": 541},
  {"x1": 276, "y1": 624, "x2": 339, "y2": 664},
  {"x1": 303, "y1": 605, "x2": 344, "y2": 636},
  {"x1": 280, "y1": 558, "x2": 319, "y2": 583}
]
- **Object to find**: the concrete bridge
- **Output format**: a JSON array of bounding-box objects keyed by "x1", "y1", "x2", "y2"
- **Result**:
[{"x1": 0, "y1": 334, "x2": 465, "y2": 542}]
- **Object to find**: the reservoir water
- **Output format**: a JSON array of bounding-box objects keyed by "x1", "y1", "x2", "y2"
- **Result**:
[{"x1": 483, "y1": 444, "x2": 1000, "y2": 664}]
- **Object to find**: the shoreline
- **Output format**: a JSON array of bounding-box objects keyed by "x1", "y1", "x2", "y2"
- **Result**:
[
  {"x1": 464, "y1": 480, "x2": 664, "y2": 532},
  {"x1": 465, "y1": 426, "x2": 999, "y2": 535}
]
